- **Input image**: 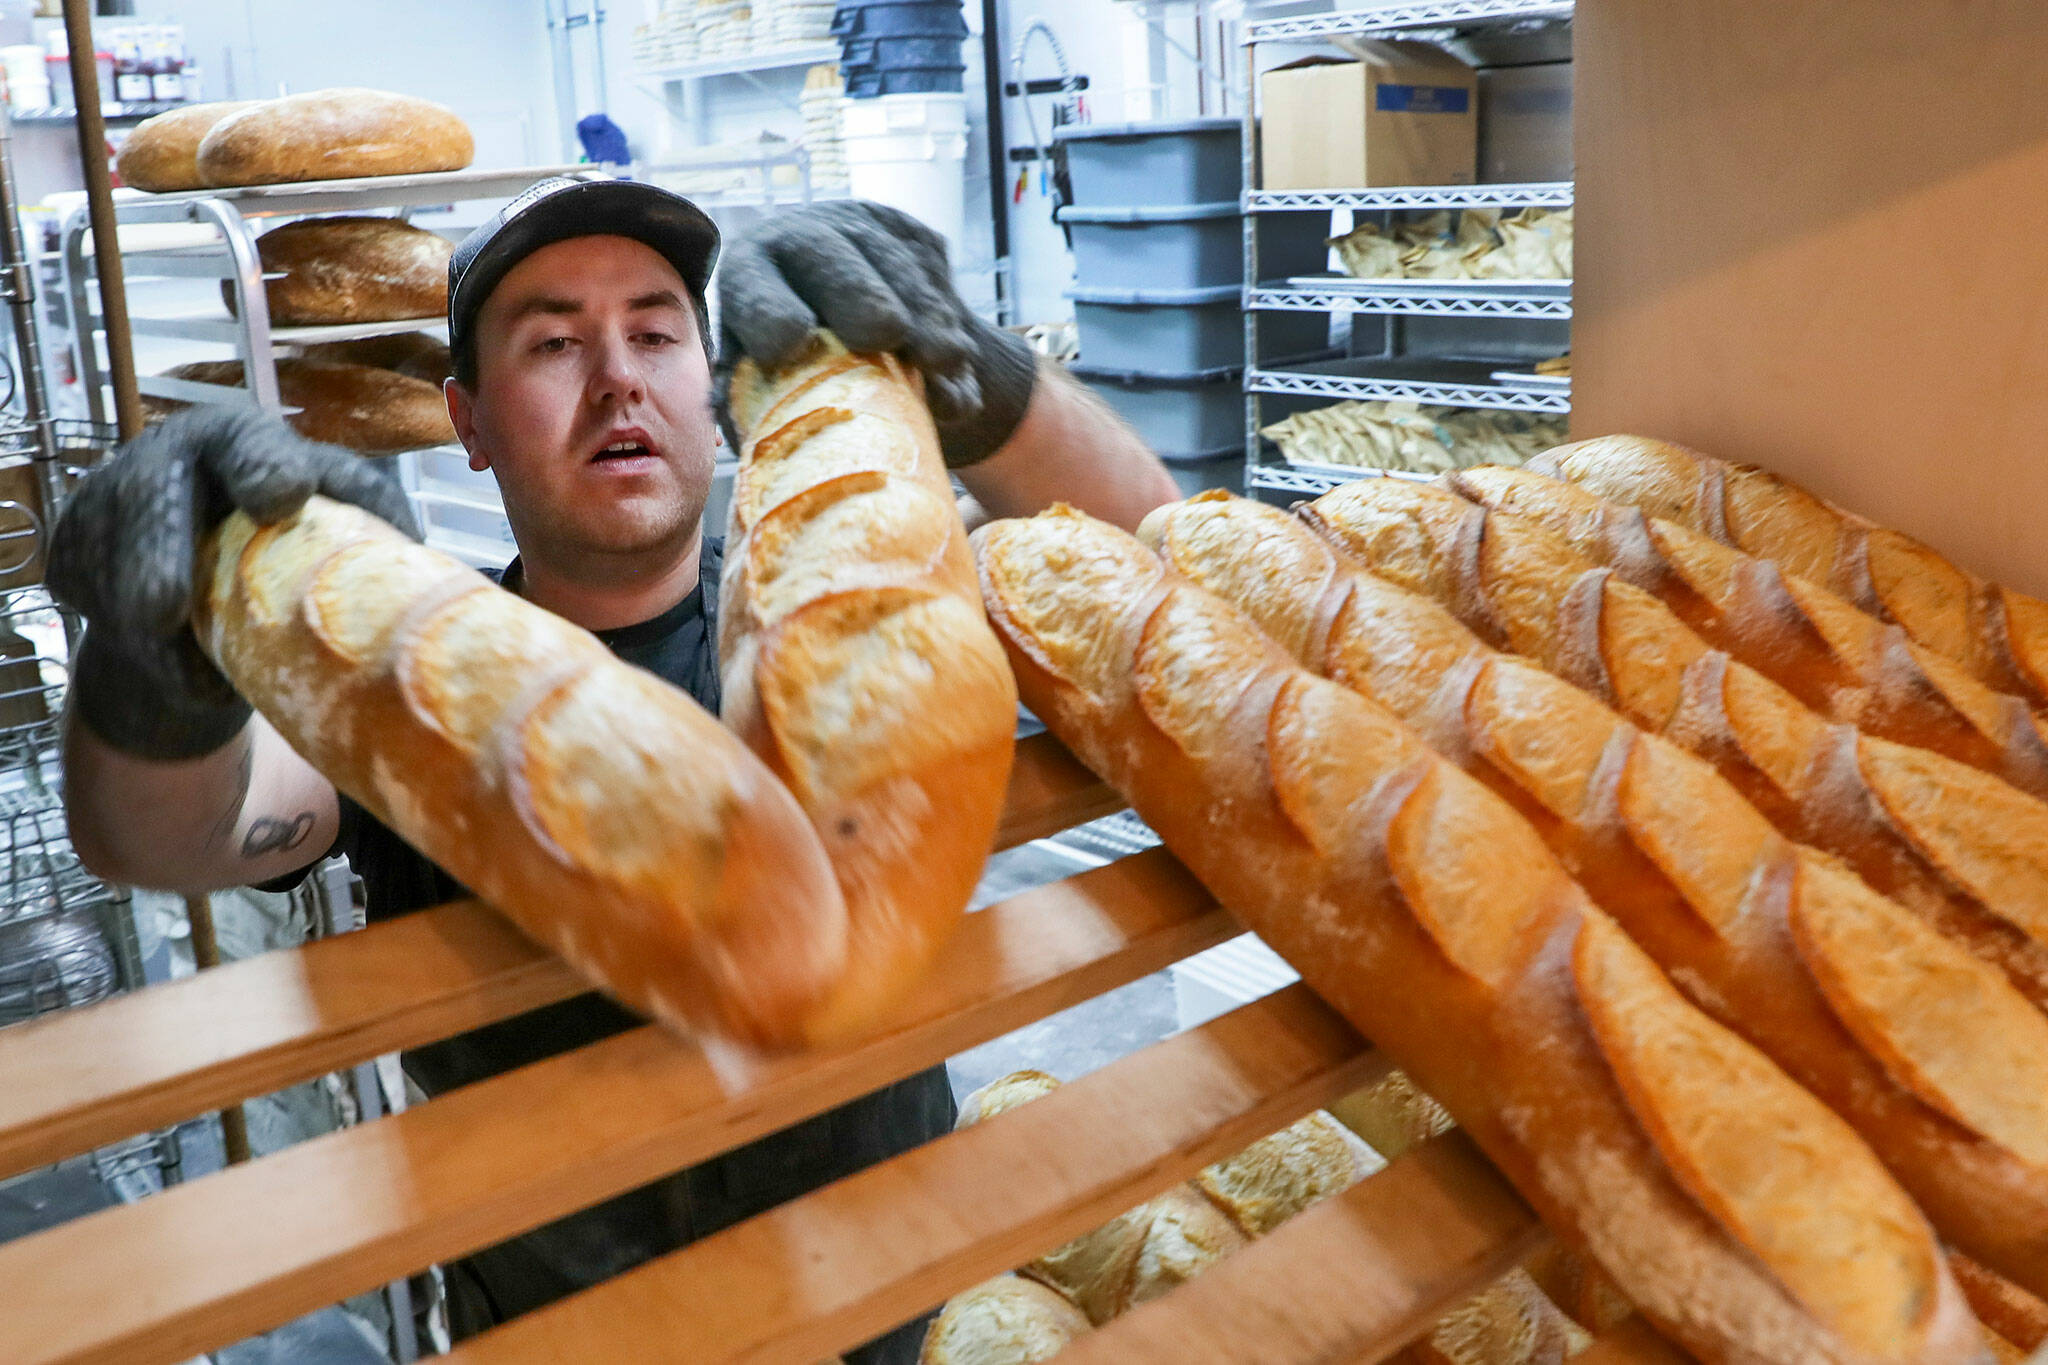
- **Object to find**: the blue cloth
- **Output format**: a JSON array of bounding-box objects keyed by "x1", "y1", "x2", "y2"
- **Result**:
[{"x1": 576, "y1": 112, "x2": 631, "y2": 167}]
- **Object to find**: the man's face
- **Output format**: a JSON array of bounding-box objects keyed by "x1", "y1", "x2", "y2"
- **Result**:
[{"x1": 448, "y1": 235, "x2": 717, "y2": 569}]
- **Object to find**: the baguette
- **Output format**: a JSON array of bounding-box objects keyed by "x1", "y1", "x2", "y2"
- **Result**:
[
  {"x1": 1302, "y1": 476, "x2": 2048, "y2": 1018},
  {"x1": 721, "y1": 333, "x2": 1016, "y2": 1041},
  {"x1": 974, "y1": 505, "x2": 1988, "y2": 1364},
  {"x1": 115, "y1": 102, "x2": 263, "y2": 192},
  {"x1": 1144, "y1": 490, "x2": 2048, "y2": 1298},
  {"x1": 234, "y1": 216, "x2": 451, "y2": 326},
  {"x1": 191, "y1": 496, "x2": 848, "y2": 1048},
  {"x1": 145, "y1": 359, "x2": 454, "y2": 455},
  {"x1": 1446, "y1": 464, "x2": 2048, "y2": 801},
  {"x1": 195, "y1": 88, "x2": 473, "y2": 187},
  {"x1": 1533, "y1": 435, "x2": 2048, "y2": 710}
]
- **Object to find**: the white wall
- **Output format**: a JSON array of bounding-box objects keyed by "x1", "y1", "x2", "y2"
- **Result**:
[{"x1": 130, "y1": 0, "x2": 559, "y2": 180}]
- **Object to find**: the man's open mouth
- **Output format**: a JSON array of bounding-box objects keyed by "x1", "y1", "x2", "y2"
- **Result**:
[{"x1": 591, "y1": 436, "x2": 654, "y2": 462}]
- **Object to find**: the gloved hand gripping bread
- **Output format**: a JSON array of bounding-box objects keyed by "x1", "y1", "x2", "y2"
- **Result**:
[
  {"x1": 1445, "y1": 464, "x2": 2048, "y2": 801},
  {"x1": 973, "y1": 506, "x2": 1988, "y2": 1365},
  {"x1": 721, "y1": 333, "x2": 1017, "y2": 1041},
  {"x1": 191, "y1": 497, "x2": 849, "y2": 1048},
  {"x1": 1533, "y1": 435, "x2": 2048, "y2": 711},
  {"x1": 1143, "y1": 491, "x2": 2048, "y2": 1300},
  {"x1": 1301, "y1": 477, "x2": 2048, "y2": 1018}
]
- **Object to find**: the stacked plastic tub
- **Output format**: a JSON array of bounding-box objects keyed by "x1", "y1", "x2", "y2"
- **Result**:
[
  {"x1": 831, "y1": 0, "x2": 967, "y2": 95},
  {"x1": 1054, "y1": 117, "x2": 1329, "y2": 494}
]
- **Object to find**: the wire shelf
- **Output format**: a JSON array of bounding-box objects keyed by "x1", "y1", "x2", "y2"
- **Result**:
[
  {"x1": 1244, "y1": 0, "x2": 1573, "y2": 44},
  {"x1": 1246, "y1": 357, "x2": 1572, "y2": 412},
  {"x1": 1246, "y1": 462, "x2": 1436, "y2": 497},
  {"x1": 1250, "y1": 277, "x2": 1573, "y2": 320},
  {"x1": 1245, "y1": 182, "x2": 1573, "y2": 213}
]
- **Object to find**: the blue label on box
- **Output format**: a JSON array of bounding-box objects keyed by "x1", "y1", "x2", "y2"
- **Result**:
[{"x1": 1375, "y1": 83, "x2": 1470, "y2": 114}]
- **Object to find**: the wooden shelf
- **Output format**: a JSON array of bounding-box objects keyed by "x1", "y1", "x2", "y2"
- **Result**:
[{"x1": 0, "y1": 732, "x2": 1672, "y2": 1364}]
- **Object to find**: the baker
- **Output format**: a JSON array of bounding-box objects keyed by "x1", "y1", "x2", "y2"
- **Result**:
[{"x1": 51, "y1": 180, "x2": 1177, "y2": 1361}]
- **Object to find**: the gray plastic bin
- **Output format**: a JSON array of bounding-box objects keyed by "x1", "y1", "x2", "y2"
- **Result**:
[
  {"x1": 1058, "y1": 202, "x2": 1326, "y2": 290},
  {"x1": 1052, "y1": 116, "x2": 1241, "y2": 208},
  {"x1": 1157, "y1": 445, "x2": 1246, "y2": 497},
  {"x1": 1069, "y1": 361, "x2": 1244, "y2": 455},
  {"x1": 1070, "y1": 282, "x2": 1328, "y2": 371}
]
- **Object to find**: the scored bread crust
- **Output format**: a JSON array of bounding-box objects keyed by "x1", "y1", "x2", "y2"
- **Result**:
[
  {"x1": 1446, "y1": 464, "x2": 2048, "y2": 801},
  {"x1": 1534, "y1": 436, "x2": 2048, "y2": 712},
  {"x1": 115, "y1": 102, "x2": 263, "y2": 192},
  {"x1": 1144, "y1": 490, "x2": 2048, "y2": 1299},
  {"x1": 195, "y1": 88, "x2": 474, "y2": 187},
  {"x1": 721, "y1": 334, "x2": 1016, "y2": 1043},
  {"x1": 1302, "y1": 477, "x2": 2048, "y2": 1021},
  {"x1": 193, "y1": 497, "x2": 850, "y2": 1048},
  {"x1": 240, "y1": 216, "x2": 451, "y2": 326},
  {"x1": 973, "y1": 506, "x2": 1986, "y2": 1365}
]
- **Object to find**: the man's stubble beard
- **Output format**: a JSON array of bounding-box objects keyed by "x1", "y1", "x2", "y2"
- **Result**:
[{"x1": 504, "y1": 455, "x2": 714, "y2": 584}]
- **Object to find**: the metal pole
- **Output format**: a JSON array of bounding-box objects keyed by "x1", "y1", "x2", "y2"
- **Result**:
[
  {"x1": 62, "y1": 0, "x2": 143, "y2": 442},
  {"x1": 0, "y1": 107, "x2": 61, "y2": 510},
  {"x1": 183, "y1": 893, "x2": 252, "y2": 1166}
]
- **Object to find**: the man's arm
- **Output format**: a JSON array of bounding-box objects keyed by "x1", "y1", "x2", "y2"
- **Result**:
[
  {"x1": 65, "y1": 710, "x2": 340, "y2": 894},
  {"x1": 954, "y1": 360, "x2": 1181, "y2": 532}
]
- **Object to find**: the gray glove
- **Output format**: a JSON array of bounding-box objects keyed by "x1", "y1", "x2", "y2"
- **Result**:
[
  {"x1": 48, "y1": 407, "x2": 420, "y2": 761},
  {"x1": 715, "y1": 199, "x2": 1037, "y2": 468}
]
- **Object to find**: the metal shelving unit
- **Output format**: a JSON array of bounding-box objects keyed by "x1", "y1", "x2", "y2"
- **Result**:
[
  {"x1": 1249, "y1": 276, "x2": 1572, "y2": 320},
  {"x1": 633, "y1": 40, "x2": 841, "y2": 84},
  {"x1": 1241, "y1": 0, "x2": 1574, "y2": 497},
  {"x1": 60, "y1": 166, "x2": 598, "y2": 571}
]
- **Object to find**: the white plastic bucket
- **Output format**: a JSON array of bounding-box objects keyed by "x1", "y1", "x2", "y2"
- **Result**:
[{"x1": 842, "y1": 91, "x2": 968, "y2": 255}]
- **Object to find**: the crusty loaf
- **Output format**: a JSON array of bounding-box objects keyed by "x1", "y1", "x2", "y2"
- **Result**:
[
  {"x1": 1447, "y1": 464, "x2": 2048, "y2": 801},
  {"x1": 975, "y1": 505, "x2": 1989, "y2": 1364},
  {"x1": 1326, "y1": 1069, "x2": 1454, "y2": 1161},
  {"x1": 1145, "y1": 490, "x2": 2048, "y2": 1299},
  {"x1": 291, "y1": 330, "x2": 450, "y2": 385},
  {"x1": 1949, "y1": 1253, "x2": 2048, "y2": 1354},
  {"x1": 146, "y1": 359, "x2": 453, "y2": 455},
  {"x1": 918, "y1": 1275, "x2": 1091, "y2": 1365},
  {"x1": 1534, "y1": 436, "x2": 2048, "y2": 710},
  {"x1": 1303, "y1": 476, "x2": 2048, "y2": 1020},
  {"x1": 1388, "y1": 1270, "x2": 1591, "y2": 1365},
  {"x1": 234, "y1": 217, "x2": 451, "y2": 326},
  {"x1": 721, "y1": 333, "x2": 1017, "y2": 1042},
  {"x1": 191, "y1": 497, "x2": 848, "y2": 1048},
  {"x1": 958, "y1": 1073, "x2": 1357, "y2": 1324},
  {"x1": 1193, "y1": 1108, "x2": 1380, "y2": 1238},
  {"x1": 115, "y1": 102, "x2": 263, "y2": 192},
  {"x1": 196, "y1": 88, "x2": 473, "y2": 187},
  {"x1": 954, "y1": 1070, "x2": 1062, "y2": 1129}
]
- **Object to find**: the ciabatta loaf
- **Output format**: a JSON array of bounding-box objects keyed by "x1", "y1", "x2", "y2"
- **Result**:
[
  {"x1": 1303, "y1": 477, "x2": 2048, "y2": 1019},
  {"x1": 115, "y1": 102, "x2": 262, "y2": 192},
  {"x1": 195, "y1": 88, "x2": 473, "y2": 187},
  {"x1": 193, "y1": 497, "x2": 848, "y2": 1048},
  {"x1": 721, "y1": 333, "x2": 1016, "y2": 1041},
  {"x1": 1534, "y1": 436, "x2": 2048, "y2": 710},
  {"x1": 975, "y1": 505, "x2": 1987, "y2": 1364},
  {"x1": 1145, "y1": 490, "x2": 2048, "y2": 1299},
  {"x1": 1448, "y1": 464, "x2": 2048, "y2": 800},
  {"x1": 919, "y1": 1275, "x2": 1089, "y2": 1365}
]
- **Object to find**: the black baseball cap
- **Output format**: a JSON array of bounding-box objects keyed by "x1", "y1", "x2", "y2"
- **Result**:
[{"x1": 446, "y1": 176, "x2": 721, "y2": 358}]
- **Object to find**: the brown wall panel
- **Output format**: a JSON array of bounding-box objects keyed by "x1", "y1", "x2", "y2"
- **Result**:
[{"x1": 1573, "y1": 1, "x2": 2048, "y2": 591}]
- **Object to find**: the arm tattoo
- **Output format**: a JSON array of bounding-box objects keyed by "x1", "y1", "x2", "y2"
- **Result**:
[
  {"x1": 205, "y1": 734, "x2": 255, "y2": 850},
  {"x1": 242, "y1": 811, "x2": 314, "y2": 858}
]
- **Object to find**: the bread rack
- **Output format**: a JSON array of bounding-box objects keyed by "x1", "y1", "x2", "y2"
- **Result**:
[{"x1": 0, "y1": 733, "x2": 1683, "y2": 1364}]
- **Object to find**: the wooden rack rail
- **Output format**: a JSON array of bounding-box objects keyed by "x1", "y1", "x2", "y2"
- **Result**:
[{"x1": 0, "y1": 733, "x2": 1681, "y2": 1364}]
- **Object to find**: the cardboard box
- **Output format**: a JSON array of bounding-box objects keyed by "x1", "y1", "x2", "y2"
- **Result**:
[
  {"x1": 1479, "y1": 60, "x2": 1572, "y2": 182},
  {"x1": 1259, "y1": 42, "x2": 1477, "y2": 190}
]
